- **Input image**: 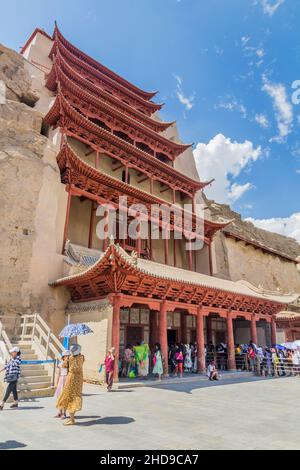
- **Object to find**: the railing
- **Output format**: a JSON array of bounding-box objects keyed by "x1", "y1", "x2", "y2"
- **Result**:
[
  {"x1": 18, "y1": 313, "x2": 64, "y2": 361},
  {"x1": 0, "y1": 316, "x2": 15, "y2": 364}
]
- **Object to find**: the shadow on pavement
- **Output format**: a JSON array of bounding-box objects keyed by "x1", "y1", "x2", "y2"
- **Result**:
[
  {"x1": 0, "y1": 440, "x2": 27, "y2": 450},
  {"x1": 146, "y1": 376, "x2": 275, "y2": 394},
  {"x1": 6, "y1": 406, "x2": 44, "y2": 411},
  {"x1": 77, "y1": 416, "x2": 135, "y2": 427}
]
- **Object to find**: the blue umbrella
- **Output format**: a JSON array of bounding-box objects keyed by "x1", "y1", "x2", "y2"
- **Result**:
[{"x1": 59, "y1": 323, "x2": 93, "y2": 338}]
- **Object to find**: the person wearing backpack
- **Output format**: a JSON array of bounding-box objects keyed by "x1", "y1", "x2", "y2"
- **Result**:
[{"x1": 0, "y1": 347, "x2": 21, "y2": 410}]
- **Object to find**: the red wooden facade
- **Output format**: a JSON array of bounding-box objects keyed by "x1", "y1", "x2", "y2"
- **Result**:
[{"x1": 21, "y1": 25, "x2": 298, "y2": 376}]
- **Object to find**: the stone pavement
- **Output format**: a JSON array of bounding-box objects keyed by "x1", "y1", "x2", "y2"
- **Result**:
[{"x1": 0, "y1": 375, "x2": 300, "y2": 450}]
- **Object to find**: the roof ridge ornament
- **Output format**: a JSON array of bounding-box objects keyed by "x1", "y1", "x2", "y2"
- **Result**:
[{"x1": 131, "y1": 251, "x2": 138, "y2": 266}]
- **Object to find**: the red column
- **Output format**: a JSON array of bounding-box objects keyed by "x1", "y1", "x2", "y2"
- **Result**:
[
  {"x1": 150, "y1": 178, "x2": 154, "y2": 194},
  {"x1": 227, "y1": 311, "x2": 236, "y2": 370},
  {"x1": 125, "y1": 165, "x2": 129, "y2": 184},
  {"x1": 197, "y1": 307, "x2": 206, "y2": 373},
  {"x1": 136, "y1": 216, "x2": 141, "y2": 257},
  {"x1": 88, "y1": 202, "x2": 96, "y2": 249},
  {"x1": 159, "y1": 301, "x2": 169, "y2": 376},
  {"x1": 251, "y1": 314, "x2": 258, "y2": 345},
  {"x1": 95, "y1": 150, "x2": 99, "y2": 169},
  {"x1": 111, "y1": 295, "x2": 122, "y2": 381},
  {"x1": 271, "y1": 316, "x2": 277, "y2": 346},
  {"x1": 192, "y1": 194, "x2": 196, "y2": 215},
  {"x1": 208, "y1": 242, "x2": 213, "y2": 276},
  {"x1": 164, "y1": 230, "x2": 169, "y2": 265},
  {"x1": 187, "y1": 240, "x2": 193, "y2": 270},
  {"x1": 173, "y1": 236, "x2": 177, "y2": 267},
  {"x1": 62, "y1": 188, "x2": 72, "y2": 253}
]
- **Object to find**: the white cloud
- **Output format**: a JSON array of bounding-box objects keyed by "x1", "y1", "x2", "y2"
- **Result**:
[
  {"x1": 240, "y1": 36, "x2": 266, "y2": 67},
  {"x1": 246, "y1": 213, "x2": 300, "y2": 243},
  {"x1": 257, "y1": 0, "x2": 285, "y2": 16},
  {"x1": 255, "y1": 113, "x2": 269, "y2": 128},
  {"x1": 262, "y1": 76, "x2": 293, "y2": 143},
  {"x1": 215, "y1": 96, "x2": 247, "y2": 119},
  {"x1": 194, "y1": 134, "x2": 262, "y2": 204},
  {"x1": 174, "y1": 75, "x2": 195, "y2": 111}
]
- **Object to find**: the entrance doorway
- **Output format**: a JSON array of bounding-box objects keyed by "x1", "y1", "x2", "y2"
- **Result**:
[
  {"x1": 167, "y1": 329, "x2": 177, "y2": 346},
  {"x1": 126, "y1": 326, "x2": 143, "y2": 346},
  {"x1": 215, "y1": 331, "x2": 226, "y2": 345}
]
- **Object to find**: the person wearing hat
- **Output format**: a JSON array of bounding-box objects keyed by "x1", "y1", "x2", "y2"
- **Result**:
[
  {"x1": 56, "y1": 344, "x2": 84, "y2": 426},
  {"x1": 0, "y1": 347, "x2": 21, "y2": 410},
  {"x1": 54, "y1": 350, "x2": 71, "y2": 419}
]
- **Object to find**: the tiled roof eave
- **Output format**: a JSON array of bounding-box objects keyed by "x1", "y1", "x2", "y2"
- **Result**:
[
  {"x1": 50, "y1": 242, "x2": 298, "y2": 306},
  {"x1": 54, "y1": 62, "x2": 191, "y2": 158}
]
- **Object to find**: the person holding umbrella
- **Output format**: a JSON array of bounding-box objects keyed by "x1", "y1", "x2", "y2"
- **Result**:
[{"x1": 56, "y1": 344, "x2": 85, "y2": 426}]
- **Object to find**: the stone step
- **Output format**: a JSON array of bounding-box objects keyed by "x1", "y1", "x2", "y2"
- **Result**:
[
  {"x1": 21, "y1": 369, "x2": 48, "y2": 377},
  {"x1": 19, "y1": 375, "x2": 51, "y2": 385},
  {"x1": 11, "y1": 342, "x2": 32, "y2": 348},
  {"x1": 20, "y1": 353, "x2": 38, "y2": 360},
  {"x1": 21, "y1": 364, "x2": 44, "y2": 371},
  {"x1": 18, "y1": 381, "x2": 50, "y2": 391},
  {"x1": 19, "y1": 387, "x2": 55, "y2": 400}
]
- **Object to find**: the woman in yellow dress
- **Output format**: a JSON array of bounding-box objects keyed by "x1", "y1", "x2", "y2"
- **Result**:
[{"x1": 56, "y1": 344, "x2": 84, "y2": 426}]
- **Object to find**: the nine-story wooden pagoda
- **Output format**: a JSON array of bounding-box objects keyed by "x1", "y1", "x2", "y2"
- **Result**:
[{"x1": 22, "y1": 25, "x2": 298, "y2": 378}]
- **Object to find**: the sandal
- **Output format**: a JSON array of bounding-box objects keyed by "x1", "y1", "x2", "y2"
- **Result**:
[
  {"x1": 63, "y1": 419, "x2": 75, "y2": 426},
  {"x1": 0, "y1": 404, "x2": 4, "y2": 411},
  {"x1": 10, "y1": 403, "x2": 18, "y2": 409}
]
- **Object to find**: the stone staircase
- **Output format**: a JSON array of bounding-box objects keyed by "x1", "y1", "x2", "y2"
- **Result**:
[
  {"x1": 12, "y1": 342, "x2": 54, "y2": 399},
  {"x1": 0, "y1": 314, "x2": 64, "y2": 399}
]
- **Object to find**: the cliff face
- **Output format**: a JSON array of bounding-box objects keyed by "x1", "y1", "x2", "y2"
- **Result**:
[
  {"x1": 208, "y1": 200, "x2": 300, "y2": 262},
  {"x1": 207, "y1": 200, "x2": 300, "y2": 294},
  {"x1": 0, "y1": 45, "x2": 68, "y2": 327},
  {"x1": 0, "y1": 45, "x2": 45, "y2": 315},
  {"x1": 0, "y1": 44, "x2": 39, "y2": 105}
]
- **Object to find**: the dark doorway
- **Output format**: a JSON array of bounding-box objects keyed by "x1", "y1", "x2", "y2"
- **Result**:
[
  {"x1": 215, "y1": 331, "x2": 226, "y2": 345},
  {"x1": 167, "y1": 329, "x2": 177, "y2": 346},
  {"x1": 190, "y1": 329, "x2": 196, "y2": 344},
  {"x1": 126, "y1": 326, "x2": 143, "y2": 346}
]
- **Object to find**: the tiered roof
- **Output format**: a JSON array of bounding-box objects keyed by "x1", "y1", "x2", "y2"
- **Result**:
[
  {"x1": 46, "y1": 53, "x2": 173, "y2": 133},
  {"x1": 51, "y1": 240, "x2": 298, "y2": 312},
  {"x1": 57, "y1": 143, "x2": 230, "y2": 240},
  {"x1": 49, "y1": 26, "x2": 163, "y2": 116},
  {"x1": 44, "y1": 93, "x2": 213, "y2": 198},
  {"x1": 52, "y1": 24, "x2": 157, "y2": 101},
  {"x1": 46, "y1": 56, "x2": 191, "y2": 161}
]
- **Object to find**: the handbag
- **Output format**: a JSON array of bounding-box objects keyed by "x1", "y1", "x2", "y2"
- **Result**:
[{"x1": 6, "y1": 373, "x2": 18, "y2": 383}]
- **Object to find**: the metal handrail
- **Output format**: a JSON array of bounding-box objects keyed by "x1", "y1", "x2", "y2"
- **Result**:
[
  {"x1": 20, "y1": 313, "x2": 64, "y2": 360},
  {"x1": 0, "y1": 320, "x2": 12, "y2": 363}
]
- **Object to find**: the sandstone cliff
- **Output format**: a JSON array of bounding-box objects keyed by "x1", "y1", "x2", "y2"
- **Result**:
[
  {"x1": 0, "y1": 44, "x2": 67, "y2": 320},
  {"x1": 208, "y1": 200, "x2": 300, "y2": 261}
]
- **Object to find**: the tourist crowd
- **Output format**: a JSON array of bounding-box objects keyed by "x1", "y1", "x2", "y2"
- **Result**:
[{"x1": 1, "y1": 338, "x2": 300, "y2": 422}]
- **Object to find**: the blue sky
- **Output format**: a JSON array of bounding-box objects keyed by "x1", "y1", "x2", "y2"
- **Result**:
[{"x1": 1, "y1": 0, "x2": 300, "y2": 241}]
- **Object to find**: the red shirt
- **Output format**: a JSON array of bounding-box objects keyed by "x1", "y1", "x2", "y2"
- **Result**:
[{"x1": 105, "y1": 355, "x2": 115, "y2": 372}]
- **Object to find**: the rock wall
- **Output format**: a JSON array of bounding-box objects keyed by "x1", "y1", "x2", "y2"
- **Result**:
[
  {"x1": 0, "y1": 44, "x2": 68, "y2": 332},
  {"x1": 209, "y1": 201, "x2": 300, "y2": 294}
]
